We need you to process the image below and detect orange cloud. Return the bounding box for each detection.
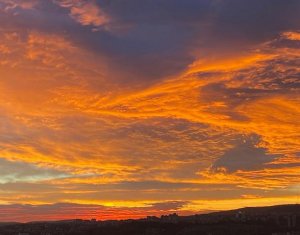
[54,0,109,27]
[0,17,299,218]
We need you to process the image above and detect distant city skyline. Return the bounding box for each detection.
[0,0,299,222]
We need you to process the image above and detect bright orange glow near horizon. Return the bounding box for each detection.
[0,0,299,222]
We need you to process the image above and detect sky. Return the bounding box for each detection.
[0,0,299,222]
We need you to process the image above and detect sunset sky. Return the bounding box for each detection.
[0,0,300,222]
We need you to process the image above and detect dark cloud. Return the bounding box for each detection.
[201,83,274,106]
[212,0,300,41]
[149,201,187,210]
[97,0,212,23]
[0,203,105,222]
[211,137,281,173]
[2,0,300,85]
[0,202,191,222]
[80,0,300,83]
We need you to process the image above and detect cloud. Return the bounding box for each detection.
[0,29,299,189]
[54,0,109,27]
[1,0,300,84]
[0,0,38,12]
[148,201,187,211]
[211,137,281,173]
[0,202,191,222]
[0,158,69,183]
[0,0,299,220]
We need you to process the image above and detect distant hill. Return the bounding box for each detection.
[206,204,300,217]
